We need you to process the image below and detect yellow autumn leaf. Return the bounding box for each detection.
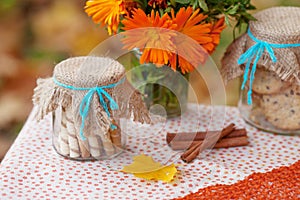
[121,154,177,182]
[133,164,177,182]
[122,154,162,173]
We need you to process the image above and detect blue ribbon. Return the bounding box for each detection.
[53,77,125,140]
[238,28,300,104]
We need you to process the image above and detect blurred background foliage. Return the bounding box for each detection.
[0,0,299,160]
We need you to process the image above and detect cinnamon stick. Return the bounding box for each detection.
[166,128,247,144]
[180,141,203,164]
[215,136,248,148]
[170,136,249,150]
[181,123,235,163]
[181,141,203,161]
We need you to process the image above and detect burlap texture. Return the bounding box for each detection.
[221,7,300,84]
[33,56,150,138]
[54,56,125,88]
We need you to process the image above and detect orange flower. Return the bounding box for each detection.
[122,9,177,66]
[148,0,167,9]
[124,0,139,17]
[169,7,212,73]
[85,0,126,35]
[121,7,225,73]
[202,17,226,54]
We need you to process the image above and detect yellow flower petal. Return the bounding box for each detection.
[85,0,125,35]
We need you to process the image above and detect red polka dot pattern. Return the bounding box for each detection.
[0,104,299,199]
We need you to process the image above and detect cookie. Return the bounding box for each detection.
[260,86,300,130]
[252,91,263,107]
[252,67,290,94]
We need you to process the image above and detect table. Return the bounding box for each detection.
[0,104,299,199]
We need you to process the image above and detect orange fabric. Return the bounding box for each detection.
[173,160,300,199]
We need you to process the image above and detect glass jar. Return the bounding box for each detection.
[52,106,126,160]
[238,67,300,134]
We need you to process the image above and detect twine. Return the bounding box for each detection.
[53,77,125,140]
[238,28,300,104]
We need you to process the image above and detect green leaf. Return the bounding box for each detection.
[175,0,191,4]
[224,15,231,26]
[227,5,239,15]
[170,0,177,7]
[241,12,257,21]
[198,0,208,12]
[247,4,256,10]
[164,7,172,13]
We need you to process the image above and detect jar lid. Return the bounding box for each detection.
[222,6,300,84]
[250,7,300,44]
[53,56,125,88]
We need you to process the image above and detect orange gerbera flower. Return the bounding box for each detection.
[169,7,212,73]
[122,9,177,66]
[202,17,226,54]
[85,0,126,35]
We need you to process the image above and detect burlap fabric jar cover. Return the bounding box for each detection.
[33,56,150,160]
[222,7,300,133]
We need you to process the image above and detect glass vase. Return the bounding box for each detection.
[142,72,189,118]
[118,50,189,118]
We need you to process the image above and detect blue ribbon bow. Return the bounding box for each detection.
[238,28,300,104]
[53,77,125,140]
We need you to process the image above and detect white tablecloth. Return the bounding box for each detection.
[0,104,299,199]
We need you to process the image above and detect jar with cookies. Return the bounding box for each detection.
[33,56,150,160]
[222,7,300,134]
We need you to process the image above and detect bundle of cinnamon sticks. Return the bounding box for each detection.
[166,123,249,163]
